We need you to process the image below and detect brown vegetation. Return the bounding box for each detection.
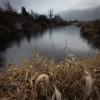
[0,55,100,100]
[80,20,100,49]
[81,20,100,34]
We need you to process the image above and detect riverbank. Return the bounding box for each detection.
[80,20,100,49]
[81,20,100,34]
[0,55,100,100]
[0,9,67,36]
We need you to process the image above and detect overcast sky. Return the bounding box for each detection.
[0,0,100,14]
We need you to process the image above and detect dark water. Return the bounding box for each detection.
[0,26,98,67]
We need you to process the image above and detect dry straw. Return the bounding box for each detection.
[0,55,100,100]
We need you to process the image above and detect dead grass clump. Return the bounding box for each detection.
[0,55,100,100]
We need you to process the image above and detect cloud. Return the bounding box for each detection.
[69,0,100,9]
[0,0,100,13]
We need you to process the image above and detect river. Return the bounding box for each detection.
[0,26,98,67]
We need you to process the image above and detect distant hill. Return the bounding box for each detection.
[60,7,100,21]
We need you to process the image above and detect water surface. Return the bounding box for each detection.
[0,26,98,66]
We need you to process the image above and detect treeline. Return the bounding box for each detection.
[0,1,69,39]
[0,1,67,27]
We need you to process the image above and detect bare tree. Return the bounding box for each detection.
[48,9,53,21]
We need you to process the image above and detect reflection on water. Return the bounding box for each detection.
[0,26,99,67]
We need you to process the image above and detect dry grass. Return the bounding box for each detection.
[0,55,100,100]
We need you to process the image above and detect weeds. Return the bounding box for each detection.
[0,55,100,100]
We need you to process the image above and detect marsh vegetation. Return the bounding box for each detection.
[0,55,100,100]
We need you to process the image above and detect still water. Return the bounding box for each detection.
[0,26,98,66]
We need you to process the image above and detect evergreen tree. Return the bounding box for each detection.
[21,7,29,16]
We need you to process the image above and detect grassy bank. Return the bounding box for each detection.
[81,20,100,34]
[0,55,100,100]
[80,20,100,49]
